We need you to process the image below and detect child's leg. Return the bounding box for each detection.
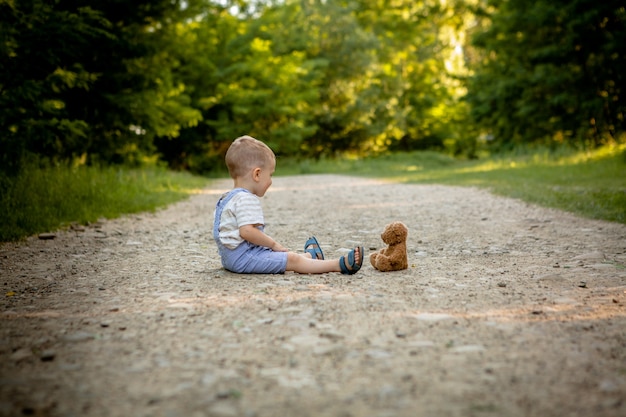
[222,243,288,274]
[286,247,363,274]
[286,253,340,273]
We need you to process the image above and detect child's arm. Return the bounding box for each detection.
[239,224,288,252]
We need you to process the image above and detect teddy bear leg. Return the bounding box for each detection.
[375,255,394,272]
[369,252,378,269]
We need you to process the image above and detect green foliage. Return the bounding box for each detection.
[0,162,209,242]
[0,0,201,174]
[4,0,623,176]
[300,1,382,155]
[206,10,321,155]
[153,0,472,169]
[353,0,466,154]
[0,2,110,171]
[278,144,626,224]
[444,146,626,223]
[153,4,324,171]
[277,150,458,177]
[3,145,621,242]
[465,0,626,147]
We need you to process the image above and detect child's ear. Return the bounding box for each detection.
[252,167,261,180]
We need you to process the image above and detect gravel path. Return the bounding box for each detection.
[1,174,625,417]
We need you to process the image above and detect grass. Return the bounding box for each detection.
[0,164,210,242]
[277,143,626,224]
[2,143,623,242]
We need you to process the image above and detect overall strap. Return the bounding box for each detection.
[213,188,250,245]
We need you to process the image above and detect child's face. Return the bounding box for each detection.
[253,160,275,197]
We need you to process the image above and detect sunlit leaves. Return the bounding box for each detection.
[465,0,625,147]
[0,0,199,173]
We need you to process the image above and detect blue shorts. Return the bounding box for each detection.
[220,241,288,274]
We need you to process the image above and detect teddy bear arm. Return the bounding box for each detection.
[387,246,408,269]
[373,252,396,271]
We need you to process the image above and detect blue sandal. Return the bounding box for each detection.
[340,246,364,275]
[304,236,324,260]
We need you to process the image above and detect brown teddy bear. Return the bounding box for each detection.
[370,221,409,272]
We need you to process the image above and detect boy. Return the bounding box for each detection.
[213,135,364,274]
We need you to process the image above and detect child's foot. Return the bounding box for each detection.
[304,236,324,260]
[340,246,364,274]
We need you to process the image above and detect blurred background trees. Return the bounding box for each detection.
[1,0,624,175]
[465,0,625,149]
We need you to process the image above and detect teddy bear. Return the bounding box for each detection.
[370,221,409,272]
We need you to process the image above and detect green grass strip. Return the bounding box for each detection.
[278,144,626,224]
[0,165,210,242]
[3,144,623,242]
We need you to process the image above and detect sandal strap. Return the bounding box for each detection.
[340,246,363,275]
[304,236,324,260]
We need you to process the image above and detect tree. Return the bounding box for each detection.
[174,0,474,163]
[0,0,201,173]
[0,1,106,172]
[465,0,626,147]
[354,0,467,153]
[1,0,502,174]
[156,1,325,172]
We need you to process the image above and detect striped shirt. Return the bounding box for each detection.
[216,191,264,249]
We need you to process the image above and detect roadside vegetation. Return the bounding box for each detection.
[0,164,209,242]
[2,2,624,240]
[280,143,626,225]
[2,143,623,242]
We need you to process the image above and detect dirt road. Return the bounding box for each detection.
[1,175,625,417]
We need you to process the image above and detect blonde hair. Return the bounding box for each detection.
[225,135,275,179]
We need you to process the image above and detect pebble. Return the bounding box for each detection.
[449,344,485,353]
[588,263,615,269]
[598,379,619,393]
[57,363,82,371]
[167,303,194,310]
[407,340,435,348]
[207,403,239,417]
[289,334,324,347]
[365,349,392,359]
[259,368,316,388]
[61,332,95,343]
[40,350,55,361]
[536,274,565,282]
[319,330,345,341]
[313,345,342,356]
[553,297,577,304]
[571,252,605,261]
[10,348,32,362]
[70,223,86,231]
[411,313,454,321]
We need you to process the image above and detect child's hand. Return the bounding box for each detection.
[271,242,289,252]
